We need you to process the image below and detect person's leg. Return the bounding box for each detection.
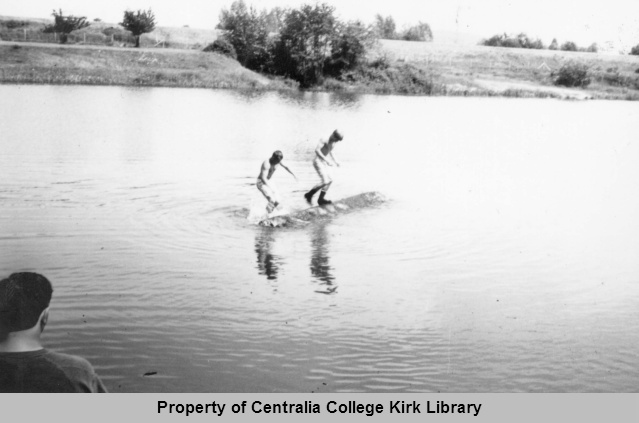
[266,201,279,213]
[258,180,278,213]
[317,181,333,205]
[304,183,324,204]
[305,159,331,204]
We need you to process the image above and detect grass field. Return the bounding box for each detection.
[375,40,639,99]
[1,15,639,99]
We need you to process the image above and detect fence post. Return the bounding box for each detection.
[24,28,27,41]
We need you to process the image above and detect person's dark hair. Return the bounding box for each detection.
[0,273,53,333]
[331,130,343,141]
[271,151,284,161]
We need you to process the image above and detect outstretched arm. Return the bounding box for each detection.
[279,162,297,180]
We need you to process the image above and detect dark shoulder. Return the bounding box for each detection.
[43,350,95,370]
[43,350,107,393]
[0,350,78,393]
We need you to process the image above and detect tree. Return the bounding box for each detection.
[42,9,90,44]
[527,38,545,49]
[560,41,578,51]
[374,14,396,39]
[629,44,639,55]
[273,3,339,86]
[262,7,286,34]
[400,22,433,42]
[119,9,156,48]
[548,38,558,50]
[517,33,544,49]
[326,20,376,75]
[482,34,505,47]
[481,33,543,49]
[217,1,270,69]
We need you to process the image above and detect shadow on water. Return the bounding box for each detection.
[309,222,337,295]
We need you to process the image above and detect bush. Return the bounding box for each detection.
[203,38,238,59]
[501,38,521,48]
[368,55,391,70]
[560,41,578,51]
[601,67,639,88]
[482,35,503,47]
[400,22,433,42]
[630,44,639,56]
[101,26,135,44]
[602,67,624,86]
[525,38,545,49]
[548,38,558,50]
[102,26,128,37]
[480,33,543,49]
[2,19,30,29]
[552,62,591,87]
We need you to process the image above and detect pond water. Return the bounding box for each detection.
[1,85,638,392]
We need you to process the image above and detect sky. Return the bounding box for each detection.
[3,0,639,51]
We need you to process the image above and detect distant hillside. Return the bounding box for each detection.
[430,28,482,46]
[1,15,482,49]
[0,15,220,49]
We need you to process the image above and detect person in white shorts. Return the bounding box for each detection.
[304,130,343,206]
[257,151,296,213]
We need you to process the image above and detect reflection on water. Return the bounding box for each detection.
[254,222,337,295]
[310,223,336,294]
[254,227,281,281]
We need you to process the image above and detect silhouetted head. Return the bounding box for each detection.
[0,272,52,334]
[270,150,284,164]
[329,130,343,142]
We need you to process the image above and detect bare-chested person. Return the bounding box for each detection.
[257,151,296,214]
[304,130,343,206]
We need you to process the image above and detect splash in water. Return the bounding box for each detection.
[246,194,293,225]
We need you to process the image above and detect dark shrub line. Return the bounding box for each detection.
[481,33,598,53]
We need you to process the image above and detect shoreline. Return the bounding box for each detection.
[1,40,638,100]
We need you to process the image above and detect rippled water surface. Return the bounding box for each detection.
[1,85,638,392]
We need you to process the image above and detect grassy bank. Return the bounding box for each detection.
[0,42,294,90]
[1,36,639,100]
[372,40,639,100]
